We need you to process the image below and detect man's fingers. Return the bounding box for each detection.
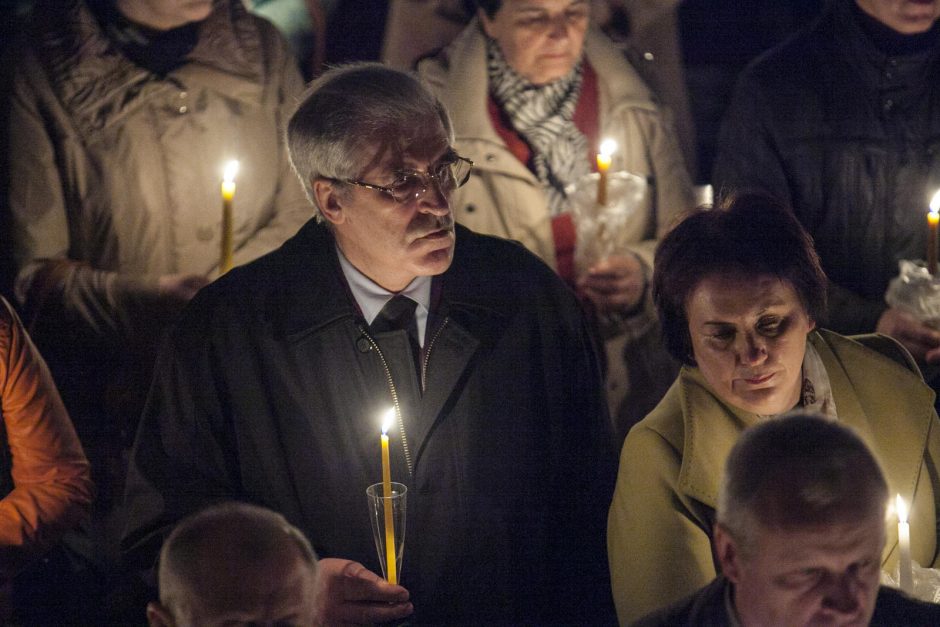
[337,600,414,625]
[339,561,409,603]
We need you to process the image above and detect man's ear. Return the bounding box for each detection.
[714,523,744,584]
[312,179,346,226]
[146,601,175,627]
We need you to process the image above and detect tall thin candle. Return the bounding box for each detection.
[381,409,398,584]
[220,160,239,275]
[928,190,940,275]
[897,495,914,595]
[596,139,617,206]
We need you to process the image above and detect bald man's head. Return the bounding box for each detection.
[147,502,318,627]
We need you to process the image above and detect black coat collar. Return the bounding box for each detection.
[265,220,508,342]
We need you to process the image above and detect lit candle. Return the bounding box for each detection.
[220,160,239,275]
[928,190,940,275]
[596,139,617,207]
[381,408,398,584]
[897,494,914,595]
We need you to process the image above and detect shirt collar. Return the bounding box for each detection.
[336,244,432,324]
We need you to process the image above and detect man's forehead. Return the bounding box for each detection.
[755,516,886,561]
[362,129,451,172]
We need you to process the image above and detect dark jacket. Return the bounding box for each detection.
[122,220,617,625]
[633,575,940,627]
[713,0,940,334]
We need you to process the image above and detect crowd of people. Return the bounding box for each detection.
[2,0,940,625]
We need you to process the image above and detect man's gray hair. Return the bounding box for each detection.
[286,62,455,220]
[716,413,889,558]
[158,501,318,618]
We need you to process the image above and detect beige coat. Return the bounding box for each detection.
[607,330,940,624]
[418,21,694,433]
[7,0,311,338]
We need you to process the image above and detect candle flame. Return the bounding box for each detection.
[599,138,617,157]
[223,160,240,183]
[381,408,395,435]
[897,494,909,523]
[930,189,940,213]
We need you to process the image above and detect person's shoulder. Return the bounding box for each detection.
[737,12,831,89]
[453,225,563,286]
[872,586,940,626]
[625,376,685,451]
[583,29,657,110]
[416,20,480,86]
[817,329,922,380]
[631,577,730,627]
[0,297,15,337]
[238,7,287,49]
[814,329,936,415]
[448,225,583,322]
[225,1,296,77]
[179,219,325,327]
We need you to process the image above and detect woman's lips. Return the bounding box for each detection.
[742,372,774,385]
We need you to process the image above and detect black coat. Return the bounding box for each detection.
[122,220,617,625]
[633,576,940,627]
[713,0,940,333]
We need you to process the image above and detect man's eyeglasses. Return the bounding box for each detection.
[339,155,473,204]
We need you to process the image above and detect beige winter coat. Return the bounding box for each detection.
[418,21,694,432]
[6,0,311,338]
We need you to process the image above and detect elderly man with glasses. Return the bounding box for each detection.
[122,63,617,625]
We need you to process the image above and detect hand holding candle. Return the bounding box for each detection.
[928,190,940,276]
[896,494,914,595]
[381,408,398,585]
[596,139,617,207]
[220,160,239,275]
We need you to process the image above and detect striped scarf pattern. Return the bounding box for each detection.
[487,37,590,216]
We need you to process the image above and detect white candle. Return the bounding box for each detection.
[897,494,914,595]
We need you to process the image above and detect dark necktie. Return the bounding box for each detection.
[371,295,422,382]
[371,295,418,337]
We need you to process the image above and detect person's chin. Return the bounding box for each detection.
[183,1,213,20]
[529,59,577,84]
[804,612,868,627]
[732,388,791,416]
[896,8,940,33]
[412,235,455,274]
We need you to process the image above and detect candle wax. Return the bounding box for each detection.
[928,211,938,276]
[381,433,398,584]
[596,154,611,206]
[220,181,236,274]
[897,495,914,595]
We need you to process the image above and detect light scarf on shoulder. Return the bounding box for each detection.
[801,340,838,419]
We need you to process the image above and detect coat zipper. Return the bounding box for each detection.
[359,325,415,477]
[421,318,448,393]
[359,316,449,477]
